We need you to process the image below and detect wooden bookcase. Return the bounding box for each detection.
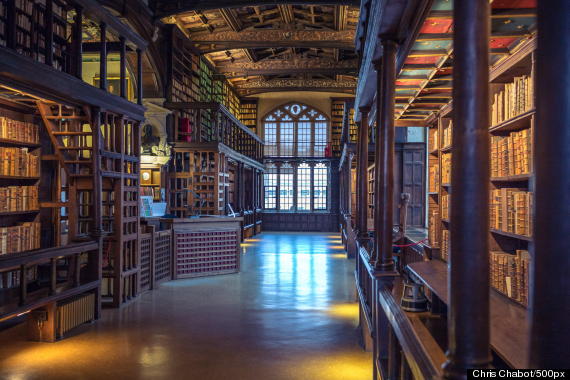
[426,40,535,307]
[239,98,258,134]
[0,87,102,339]
[331,99,345,157]
[99,114,142,307]
[140,165,163,202]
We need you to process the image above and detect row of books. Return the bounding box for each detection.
[490,188,533,237]
[490,250,530,306]
[428,208,439,248]
[441,152,452,184]
[428,164,439,192]
[441,194,449,220]
[0,266,37,289]
[0,116,39,143]
[0,221,41,255]
[442,123,452,148]
[441,229,449,261]
[491,75,533,126]
[0,147,40,177]
[430,128,439,152]
[0,185,38,213]
[491,129,532,177]
[16,0,34,15]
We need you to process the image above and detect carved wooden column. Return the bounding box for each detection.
[374,39,397,271]
[72,6,83,79]
[137,49,143,105]
[372,60,382,264]
[356,106,370,239]
[99,23,107,91]
[90,106,103,319]
[530,0,570,368]
[443,1,492,378]
[119,37,127,98]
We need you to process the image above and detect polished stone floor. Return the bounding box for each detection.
[0,232,371,380]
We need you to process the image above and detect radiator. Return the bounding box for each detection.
[57,292,95,338]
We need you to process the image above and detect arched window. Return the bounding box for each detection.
[263,103,329,157]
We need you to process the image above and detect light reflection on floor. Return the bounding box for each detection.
[0,232,371,380]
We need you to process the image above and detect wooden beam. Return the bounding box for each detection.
[218,57,358,77]
[219,8,243,31]
[278,5,295,24]
[189,29,355,50]
[156,1,360,17]
[235,78,356,91]
[334,5,348,31]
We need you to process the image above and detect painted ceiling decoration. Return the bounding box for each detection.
[162,3,360,95]
[395,0,537,121]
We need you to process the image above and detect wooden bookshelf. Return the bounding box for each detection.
[140,166,163,202]
[331,98,345,157]
[240,98,258,134]
[426,41,536,308]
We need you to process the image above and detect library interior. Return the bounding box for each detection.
[0,0,567,378]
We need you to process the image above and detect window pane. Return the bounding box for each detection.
[297,163,311,211]
[298,116,311,157]
[313,163,328,210]
[314,117,327,157]
[279,164,294,210]
[280,116,294,157]
[264,119,277,156]
[264,164,278,209]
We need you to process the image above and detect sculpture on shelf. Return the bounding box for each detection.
[142,124,161,155]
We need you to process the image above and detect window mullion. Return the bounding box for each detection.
[293,162,298,211]
[310,163,315,211]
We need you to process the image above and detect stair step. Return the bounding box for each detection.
[53,132,92,136]
[59,147,93,150]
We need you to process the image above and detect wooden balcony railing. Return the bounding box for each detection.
[0,0,147,105]
[0,241,100,320]
[166,101,264,162]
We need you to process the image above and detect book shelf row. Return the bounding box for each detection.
[0,116,39,144]
[0,185,38,213]
[491,75,533,126]
[491,129,532,177]
[0,221,40,255]
[426,44,536,309]
[0,147,40,177]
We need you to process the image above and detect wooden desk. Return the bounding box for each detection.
[407,260,529,368]
[162,217,243,279]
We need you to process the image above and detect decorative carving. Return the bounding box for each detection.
[218,57,358,76]
[236,78,357,90]
[142,99,172,166]
[191,29,355,43]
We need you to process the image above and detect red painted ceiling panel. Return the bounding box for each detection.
[420,18,453,34]
[396,79,424,86]
[490,37,518,49]
[492,0,536,9]
[405,56,441,65]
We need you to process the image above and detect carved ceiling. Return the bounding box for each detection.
[163,4,359,95]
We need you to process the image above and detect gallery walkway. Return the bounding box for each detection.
[0,232,371,380]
